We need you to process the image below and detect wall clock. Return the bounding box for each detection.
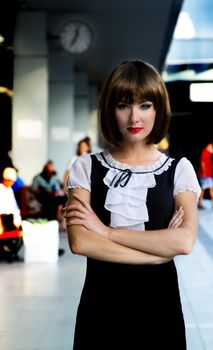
[60,20,93,54]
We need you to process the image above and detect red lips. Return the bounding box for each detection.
[127,127,143,133]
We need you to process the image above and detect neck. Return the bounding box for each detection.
[110,142,161,166]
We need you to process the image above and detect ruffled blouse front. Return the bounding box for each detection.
[67,149,201,230]
[95,151,173,230]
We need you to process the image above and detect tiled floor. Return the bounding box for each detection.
[175,199,213,350]
[0,199,212,350]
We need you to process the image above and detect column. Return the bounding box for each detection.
[48,52,75,181]
[12,11,48,184]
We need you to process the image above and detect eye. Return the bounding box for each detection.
[116,103,129,110]
[140,103,153,110]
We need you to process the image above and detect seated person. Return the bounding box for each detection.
[0,167,23,262]
[31,160,67,221]
[12,168,25,208]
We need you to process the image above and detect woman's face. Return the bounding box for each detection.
[114,101,156,145]
[79,141,90,155]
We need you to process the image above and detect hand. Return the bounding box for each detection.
[55,190,66,197]
[168,207,184,228]
[64,194,108,236]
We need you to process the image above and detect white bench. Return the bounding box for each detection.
[22,220,59,263]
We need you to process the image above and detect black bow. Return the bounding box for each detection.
[110,169,132,188]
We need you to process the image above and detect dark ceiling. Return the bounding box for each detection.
[0,0,184,87]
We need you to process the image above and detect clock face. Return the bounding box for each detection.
[60,21,93,54]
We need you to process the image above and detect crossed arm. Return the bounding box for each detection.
[65,187,198,265]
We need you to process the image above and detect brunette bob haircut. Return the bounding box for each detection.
[98,60,171,148]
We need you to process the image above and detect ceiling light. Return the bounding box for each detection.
[0,34,5,43]
[190,83,213,102]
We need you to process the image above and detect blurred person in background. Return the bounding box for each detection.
[12,167,25,208]
[31,160,66,221]
[63,136,92,192]
[0,151,25,208]
[197,142,213,208]
[156,136,170,155]
[0,167,23,262]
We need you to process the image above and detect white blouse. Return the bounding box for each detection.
[0,184,19,214]
[67,149,201,230]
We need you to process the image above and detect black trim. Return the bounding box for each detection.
[100,152,173,188]
[100,152,172,174]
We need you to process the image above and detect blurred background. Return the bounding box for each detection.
[1,0,212,185]
[0,1,213,350]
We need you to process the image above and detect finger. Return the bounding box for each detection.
[66,203,84,210]
[170,215,184,228]
[171,208,184,221]
[169,215,182,227]
[173,216,183,225]
[67,211,86,219]
[168,209,184,228]
[174,207,183,215]
[66,204,87,214]
[173,211,184,223]
[66,218,89,229]
[68,204,87,213]
[66,218,84,226]
[173,207,183,216]
[169,214,179,226]
[172,218,183,228]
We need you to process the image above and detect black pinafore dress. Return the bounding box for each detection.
[73,154,186,350]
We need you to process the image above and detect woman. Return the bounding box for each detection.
[65,60,201,349]
[63,137,91,192]
[0,167,23,262]
[197,142,213,208]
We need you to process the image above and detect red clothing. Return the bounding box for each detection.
[198,147,213,178]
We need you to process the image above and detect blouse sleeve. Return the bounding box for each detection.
[174,157,201,200]
[67,153,91,193]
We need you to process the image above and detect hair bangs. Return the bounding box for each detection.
[111,66,157,105]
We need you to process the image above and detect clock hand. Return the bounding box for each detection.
[70,28,80,47]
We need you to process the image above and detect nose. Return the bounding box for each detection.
[129,105,140,124]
